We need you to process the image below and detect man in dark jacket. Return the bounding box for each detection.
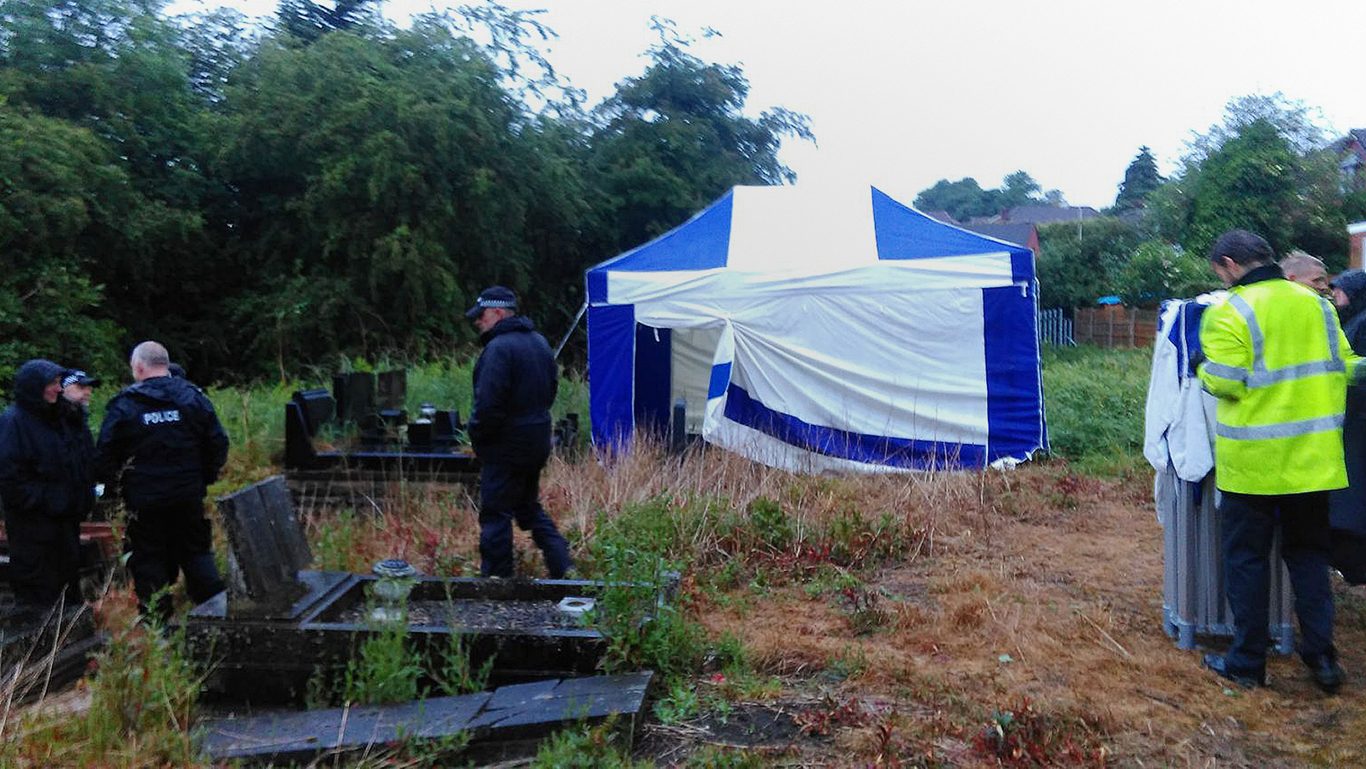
[1330,269,1366,582]
[0,359,96,613]
[466,286,572,579]
[96,341,229,618]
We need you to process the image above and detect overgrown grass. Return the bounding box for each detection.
[1041,344,1150,474]
[1,588,207,768]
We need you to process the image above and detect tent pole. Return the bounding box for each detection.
[554,302,589,360]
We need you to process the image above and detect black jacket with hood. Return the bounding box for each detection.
[96,374,229,510]
[469,315,558,465]
[0,359,96,521]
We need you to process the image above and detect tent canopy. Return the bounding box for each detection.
[585,184,1047,472]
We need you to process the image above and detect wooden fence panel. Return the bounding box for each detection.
[1073,306,1159,348]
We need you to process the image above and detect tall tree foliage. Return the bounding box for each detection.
[0,108,126,385]
[1035,218,1146,308]
[0,3,812,381]
[913,170,1063,222]
[1114,146,1162,210]
[589,19,812,251]
[0,0,227,371]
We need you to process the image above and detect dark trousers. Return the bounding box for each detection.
[478,461,572,579]
[3,511,80,611]
[124,499,226,619]
[1221,490,1336,676]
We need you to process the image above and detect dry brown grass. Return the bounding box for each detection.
[12,440,1366,767]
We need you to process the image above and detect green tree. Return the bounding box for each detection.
[0,108,126,386]
[1035,218,1144,308]
[589,19,812,251]
[1184,119,1299,257]
[913,177,995,221]
[914,171,1058,222]
[0,0,228,371]
[215,19,590,371]
[1114,146,1162,210]
[1116,241,1219,306]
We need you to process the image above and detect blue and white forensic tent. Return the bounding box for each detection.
[585,184,1048,472]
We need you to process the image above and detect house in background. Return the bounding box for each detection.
[975,205,1101,226]
[924,210,1040,254]
[1350,220,1366,269]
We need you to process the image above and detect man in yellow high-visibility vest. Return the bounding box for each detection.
[1198,229,1353,692]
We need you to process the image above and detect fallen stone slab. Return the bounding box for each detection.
[198,670,654,765]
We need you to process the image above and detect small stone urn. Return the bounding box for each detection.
[370,558,418,622]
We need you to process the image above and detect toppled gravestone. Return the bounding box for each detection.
[217,475,316,618]
[198,671,654,765]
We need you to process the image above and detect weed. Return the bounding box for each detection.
[342,613,424,705]
[972,697,1106,767]
[529,722,649,768]
[431,632,495,697]
[654,679,701,725]
[746,495,793,551]
[822,644,870,682]
[795,693,869,736]
[312,508,362,571]
[2,596,205,767]
[837,584,892,635]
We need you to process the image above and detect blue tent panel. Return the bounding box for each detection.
[586,191,735,303]
[723,384,988,469]
[870,188,1033,282]
[588,304,635,447]
[983,284,1048,462]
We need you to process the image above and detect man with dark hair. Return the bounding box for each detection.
[96,341,229,619]
[1198,229,1355,692]
[0,360,96,614]
[465,286,573,579]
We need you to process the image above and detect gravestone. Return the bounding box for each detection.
[217,476,319,618]
[376,369,406,411]
[198,671,654,765]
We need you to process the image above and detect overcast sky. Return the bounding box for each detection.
[175,0,1365,209]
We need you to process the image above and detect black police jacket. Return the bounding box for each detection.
[469,315,558,465]
[96,374,229,510]
[0,360,96,520]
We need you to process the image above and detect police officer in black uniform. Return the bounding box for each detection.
[96,341,228,618]
[0,359,96,614]
[466,287,573,578]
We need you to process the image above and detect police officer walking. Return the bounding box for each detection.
[465,287,573,579]
[1198,230,1354,692]
[96,341,229,619]
[0,360,96,615]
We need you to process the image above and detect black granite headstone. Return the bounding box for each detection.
[376,369,406,411]
[216,476,313,618]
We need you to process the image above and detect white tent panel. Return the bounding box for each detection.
[725,185,879,272]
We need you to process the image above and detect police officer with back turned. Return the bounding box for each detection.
[97,341,228,619]
[465,286,573,579]
[1198,230,1355,693]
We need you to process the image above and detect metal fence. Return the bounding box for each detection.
[1037,307,1075,347]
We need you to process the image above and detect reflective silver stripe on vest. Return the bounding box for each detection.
[1322,297,1342,364]
[1202,361,1249,383]
[1246,359,1345,387]
[1213,290,1345,388]
[1226,294,1265,372]
[1215,414,1344,440]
